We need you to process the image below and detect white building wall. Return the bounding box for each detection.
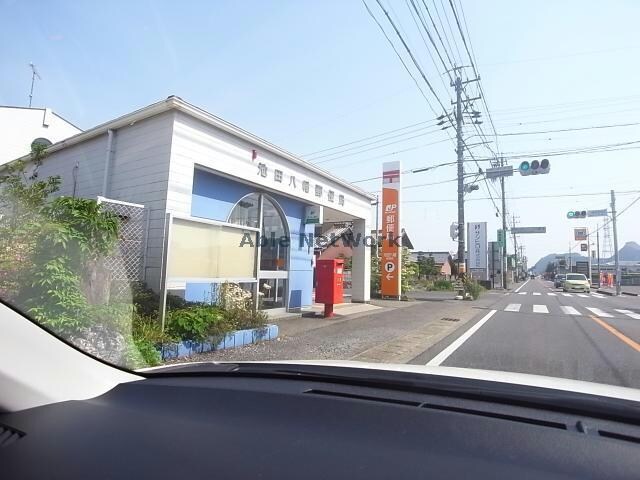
[28,112,175,291]
[167,111,372,220]
[0,107,81,165]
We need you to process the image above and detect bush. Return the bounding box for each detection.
[166,305,232,341]
[465,280,485,300]
[131,282,187,317]
[432,279,454,291]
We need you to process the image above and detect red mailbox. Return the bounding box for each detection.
[315,258,344,317]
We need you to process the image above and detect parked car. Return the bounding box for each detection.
[563,273,591,293]
[553,274,566,289]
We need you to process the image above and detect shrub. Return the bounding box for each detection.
[166,305,232,341]
[432,279,454,291]
[464,280,485,300]
[131,282,187,318]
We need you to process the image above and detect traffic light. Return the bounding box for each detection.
[567,210,587,219]
[450,223,459,241]
[519,158,550,176]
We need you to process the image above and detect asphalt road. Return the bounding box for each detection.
[413,278,640,388]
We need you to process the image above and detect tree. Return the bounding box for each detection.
[417,256,440,278]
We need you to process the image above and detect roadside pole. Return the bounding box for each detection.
[611,190,621,295]
[455,76,464,279]
[500,159,508,289]
[596,225,601,287]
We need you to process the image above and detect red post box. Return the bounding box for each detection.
[315,258,344,318]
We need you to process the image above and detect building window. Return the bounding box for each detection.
[260,197,288,271]
[228,193,261,228]
[328,190,335,202]
[274,169,283,183]
[302,181,310,193]
[338,194,345,206]
[315,185,323,197]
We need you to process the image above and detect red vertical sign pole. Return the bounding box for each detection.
[381,161,402,299]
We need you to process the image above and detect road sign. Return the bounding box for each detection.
[580,243,588,252]
[587,209,608,217]
[574,228,588,241]
[511,226,546,234]
[575,261,589,276]
[497,229,505,247]
[381,161,401,298]
[485,165,513,179]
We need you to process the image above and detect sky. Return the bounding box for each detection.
[2,0,640,267]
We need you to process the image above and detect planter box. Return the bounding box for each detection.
[159,324,278,361]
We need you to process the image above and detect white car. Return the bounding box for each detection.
[563,273,591,293]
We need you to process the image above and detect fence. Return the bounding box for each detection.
[97,196,147,300]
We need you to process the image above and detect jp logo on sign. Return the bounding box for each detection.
[384,261,396,273]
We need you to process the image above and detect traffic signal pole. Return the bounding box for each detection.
[500,165,508,288]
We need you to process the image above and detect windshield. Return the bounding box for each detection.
[566,274,587,281]
[2,1,640,392]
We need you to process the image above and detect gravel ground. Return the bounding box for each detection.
[163,291,500,365]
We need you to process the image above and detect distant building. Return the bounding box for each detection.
[410,251,454,276]
[0,106,82,165]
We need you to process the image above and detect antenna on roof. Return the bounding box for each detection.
[28,62,41,108]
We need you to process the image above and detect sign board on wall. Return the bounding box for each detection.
[574,228,588,241]
[467,222,488,273]
[381,161,402,298]
[304,205,323,224]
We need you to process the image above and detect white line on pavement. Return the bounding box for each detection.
[616,309,640,320]
[426,310,497,366]
[505,304,521,312]
[518,292,527,295]
[514,279,530,293]
[586,307,613,318]
[591,293,604,298]
[562,293,572,297]
[533,292,542,296]
[533,304,549,313]
[577,294,589,298]
[547,292,557,296]
[561,306,581,315]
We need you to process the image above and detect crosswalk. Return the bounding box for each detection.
[510,292,605,298]
[500,303,640,319]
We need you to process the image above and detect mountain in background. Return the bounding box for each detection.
[531,241,640,274]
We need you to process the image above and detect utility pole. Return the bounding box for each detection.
[500,158,508,289]
[455,76,465,278]
[511,214,519,280]
[611,190,621,295]
[596,225,601,287]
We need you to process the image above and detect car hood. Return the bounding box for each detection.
[140,359,640,403]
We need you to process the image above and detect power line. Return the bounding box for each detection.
[402,189,640,203]
[302,119,438,157]
[497,120,640,137]
[361,0,438,115]
[435,0,463,65]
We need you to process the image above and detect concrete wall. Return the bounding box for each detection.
[0,107,81,165]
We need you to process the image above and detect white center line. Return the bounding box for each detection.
[561,306,581,315]
[505,304,521,312]
[615,309,640,320]
[426,310,498,366]
[518,292,527,295]
[533,292,542,296]
[547,292,557,296]
[514,279,530,293]
[585,307,613,318]
[562,293,572,297]
[533,304,549,313]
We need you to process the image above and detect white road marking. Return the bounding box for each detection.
[518,292,527,295]
[533,304,549,313]
[426,310,498,366]
[547,292,557,296]
[561,306,581,315]
[615,309,640,320]
[505,304,521,312]
[585,307,613,318]
[577,294,589,298]
[533,292,542,296]
[562,293,572,297]
[514,279,530,293]
[591,293,604,298]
